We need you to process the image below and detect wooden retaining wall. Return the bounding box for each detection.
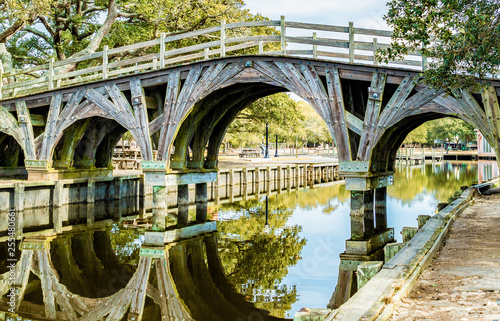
[326,181,491,321]
[0,163,340,239]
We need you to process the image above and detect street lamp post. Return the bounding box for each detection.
[274,134,279,157]
[264,122,269,158]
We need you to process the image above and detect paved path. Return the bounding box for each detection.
[391,193,500,320]
[217,154,337,168]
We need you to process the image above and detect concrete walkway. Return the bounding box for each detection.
[217,154,337,168]
[391,193,500,320]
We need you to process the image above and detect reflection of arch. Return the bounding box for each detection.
[2,229,287,320]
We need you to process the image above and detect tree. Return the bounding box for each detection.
[225,96,333,149]
[404,122,429,146]
[225,93,305,148]
[0,0,270,74]
[217,196,307,318]
[380,0,500,91]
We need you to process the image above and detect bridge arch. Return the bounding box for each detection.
[49,115,126,170]
[159,58,349,169]
[367,88,500,172]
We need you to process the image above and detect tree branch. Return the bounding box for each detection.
[39,16,55,37]
[0,20,26,43]
[23,26,54,46]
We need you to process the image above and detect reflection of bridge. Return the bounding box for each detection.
[0,224,286,321]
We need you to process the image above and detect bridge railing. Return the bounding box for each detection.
[0,16,425,100]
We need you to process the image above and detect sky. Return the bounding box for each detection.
[242,0,391,30]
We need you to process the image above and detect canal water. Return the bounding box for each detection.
[1,161,497,320]
[214,161,494,318]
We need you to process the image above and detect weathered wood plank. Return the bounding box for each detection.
[130,78,154,161]
[157,69,182,161]
[37,251,57,319]
[15,101,36,160]
[286,21,349,33]
[345,111,363,136]
[326,66,351,161]
[13,250,33,309]
[40,93,63,160]
[127,257,152,321]
[356,72,387,160]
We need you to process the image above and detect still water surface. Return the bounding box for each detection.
[2,161,496,320]
[215,161,488,318]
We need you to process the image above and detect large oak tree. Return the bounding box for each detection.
[380,0,500,90]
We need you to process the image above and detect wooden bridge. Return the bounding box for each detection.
[0,19,499,311]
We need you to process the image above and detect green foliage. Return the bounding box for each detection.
[389,162,477,203]
[1,0,278,69]
[404,117,476,145]
[404,122,429,145]
[108,224,143,266]
[217,196,306,318]
[380,0,500,90]
[225,95,332,148]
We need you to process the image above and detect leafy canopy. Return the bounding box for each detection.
[380,0,500,90]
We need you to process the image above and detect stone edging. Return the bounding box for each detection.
[325,179,499,321]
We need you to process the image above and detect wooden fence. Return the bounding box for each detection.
[0,16,426,99]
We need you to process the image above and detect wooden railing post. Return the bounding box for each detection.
[204,48,209,60]
[153,57,158,69]
[220,19,226,57]
[259,41,264,54]
[421,41,427,71]
[0,61,3,100]
[280,15,286,55]
[373,38,378,66]
[349,22,354,63]
[48,58,54,90]
[160,33,166,68]
[313,32,317,58]
[102,45,109,79]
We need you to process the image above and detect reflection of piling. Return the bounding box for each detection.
[331,187,394,308]
[177,185,189,227]
[195,183,208,222]
[152,186,167,231]
[375,187,387,231]
[14,183,25,239]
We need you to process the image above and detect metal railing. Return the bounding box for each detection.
[0,16,426,100]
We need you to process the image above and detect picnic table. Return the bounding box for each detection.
[239,148,260,158]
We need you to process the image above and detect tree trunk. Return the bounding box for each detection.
[0,43,13,85]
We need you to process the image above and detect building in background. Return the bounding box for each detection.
[476,130,496,160]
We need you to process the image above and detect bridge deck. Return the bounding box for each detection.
[0,18,426,101]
